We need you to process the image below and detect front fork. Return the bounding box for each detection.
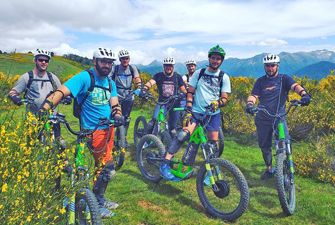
[202,143,223,186]
[276,140,295,184]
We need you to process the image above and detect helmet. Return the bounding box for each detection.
[208,45,225,59]
[185,60,197,66]
[263,53,280,64]
[118,49,130,58]
[34,49,52,59]
[93,48,116,60]
[163,57,175,65]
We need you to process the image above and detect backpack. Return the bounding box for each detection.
[73,69,112,118]
[24,70,58,98]
[196,68,224,94]
[111,65,136,90]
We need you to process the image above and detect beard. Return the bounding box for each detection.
[96,63,112,76]
[266,68,278,77]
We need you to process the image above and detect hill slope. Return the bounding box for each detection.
[0,53,84,81]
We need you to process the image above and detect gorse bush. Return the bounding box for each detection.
[0,96,76,224]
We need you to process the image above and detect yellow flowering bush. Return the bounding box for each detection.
[0,111,73,224]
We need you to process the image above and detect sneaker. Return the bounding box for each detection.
[260,169,275,180]
[160,163,176,181]
[104,200,119,210]
[203,172,211,186]
[99,206,115,218]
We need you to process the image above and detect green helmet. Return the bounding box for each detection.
[208,45,226,59]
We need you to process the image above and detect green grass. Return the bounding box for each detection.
[5,105,335,225]
[0,53,84,80]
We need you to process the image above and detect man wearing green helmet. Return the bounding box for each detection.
[160,45,231,181]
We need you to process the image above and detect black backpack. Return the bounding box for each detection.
[73,69,112,118]
[24,71,58,98]
[196,68,224,94]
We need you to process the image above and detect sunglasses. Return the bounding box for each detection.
[265,64,277,67]
[37,58,49,63]
[99,59,114,65]
[120,57,130,60]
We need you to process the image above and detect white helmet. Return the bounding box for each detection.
[185,59,197,66]
[118,49,130,58]
[263,53,280,64]
[34,49,52,59]
[93,48,116,60]
[163,57,175,65]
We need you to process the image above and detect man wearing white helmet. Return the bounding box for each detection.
[41,47,123,218]
[111,49,142,146]
[183,59,197,86]
[8,49,63,112]
[245,53,311,180]
[140,57,187,135]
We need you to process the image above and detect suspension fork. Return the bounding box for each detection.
[202,143,223,185]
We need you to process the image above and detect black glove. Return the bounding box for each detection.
[62,96,72,105]
[114,116,125,127]
[300,94,311,106]
[9,95,23,106]
[139,88,148,98]
[245,103,256,115]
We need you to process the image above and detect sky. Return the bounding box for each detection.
[1,0,335,65]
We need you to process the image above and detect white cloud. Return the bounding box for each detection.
[1,0,335,64]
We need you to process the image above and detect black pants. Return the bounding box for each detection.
[255,117,290,167]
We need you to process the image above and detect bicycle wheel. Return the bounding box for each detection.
[275,152,296,215]
[134,116,147,148]
[114,125,126,171]
[217,128,224,157]
[136,134,165,183]
[75,188,102,225]
[196,158,249,221]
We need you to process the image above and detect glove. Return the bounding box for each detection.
[245,103,256,115]
[182,107,193,127]
[62,96,72,105]
[134,89,141,97]
[139,88,148,98]
[300,94,311,106]
[9,95,23,106]
[209,101,219,113]
[114,116,125,127]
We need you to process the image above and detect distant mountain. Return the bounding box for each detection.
[138,50,335,79]
[294,61,335,80]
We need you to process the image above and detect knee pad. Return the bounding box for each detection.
[177,130,190,142]
[101,163,116,182]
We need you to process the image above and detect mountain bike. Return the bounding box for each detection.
[134,93,225,157]
[136,107,249,221]
[43,113,124,225]
[251,100,303,215]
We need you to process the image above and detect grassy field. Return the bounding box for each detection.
[30,105,334,225]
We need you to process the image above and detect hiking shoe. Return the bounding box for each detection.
[260,169,275,180]
[203,172,211,186]
[104,200,119,210]
[99,206,115,218]
[160,163,176,180]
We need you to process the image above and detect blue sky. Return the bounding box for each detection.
[1,0,335,64]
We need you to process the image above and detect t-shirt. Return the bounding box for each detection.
[111,64,139,101]
[251,74,295,122]
[65,68,117,130]
[189,68,231,115]
[152,72,185,102]
[12,71,61,112]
